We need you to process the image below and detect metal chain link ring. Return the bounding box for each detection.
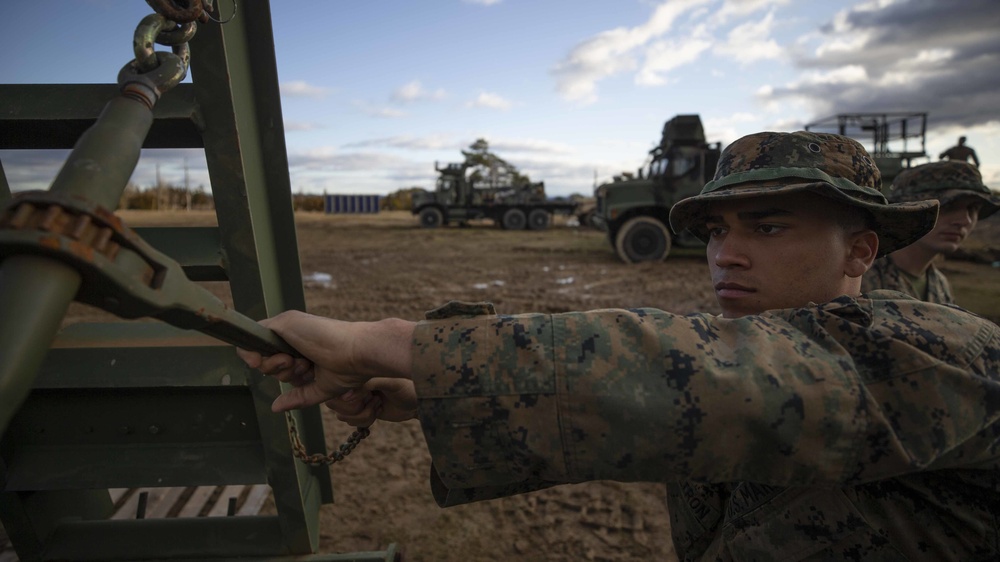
[145,0,205,23]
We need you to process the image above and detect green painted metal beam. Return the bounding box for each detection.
[0,84,203,150]
[0,162,10,201]
[186,1,334,551]
[0,94,155,438]
[44,516,398,561]
[0,486,116,561]
[37,323,247,388]
[133,227,228,281]
[3,387,266,490]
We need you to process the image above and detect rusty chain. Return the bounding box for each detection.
[286,412,371,465]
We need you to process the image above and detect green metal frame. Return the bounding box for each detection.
[0,2,390,560]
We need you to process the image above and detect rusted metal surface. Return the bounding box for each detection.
[146,0,208,24]
[0,191,298,357]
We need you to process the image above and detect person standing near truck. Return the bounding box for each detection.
[240,132,1000,561]
[862,160,999,303]
[939,136,980,167]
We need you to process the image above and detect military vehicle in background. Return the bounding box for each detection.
[412,161,578,230]
[804,112,929,188]
[593,114,721,263]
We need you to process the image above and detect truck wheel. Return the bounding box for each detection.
[502,208,527,230]
[527,209,551,230]
[615,216,671,263]
[419,207,444,228]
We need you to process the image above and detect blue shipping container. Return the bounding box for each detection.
[325,194,381,214]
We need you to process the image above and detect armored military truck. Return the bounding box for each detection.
[594,114,721,263]
[412,162,578,230]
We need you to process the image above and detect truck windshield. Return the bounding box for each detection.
[649,154,697,178]
[648,156,670,178]
[437,177,455,192]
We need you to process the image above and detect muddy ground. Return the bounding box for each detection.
[66,209,999,561]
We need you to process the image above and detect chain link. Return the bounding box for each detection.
[145,0,207,24]
[286,412,371,465]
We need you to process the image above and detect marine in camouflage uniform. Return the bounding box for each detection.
[240,132,1000,562]
[861,160,999,304]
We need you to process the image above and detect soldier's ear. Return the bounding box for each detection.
[845,229,878,278]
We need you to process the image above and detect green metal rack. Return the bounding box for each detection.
[0,2,395,560]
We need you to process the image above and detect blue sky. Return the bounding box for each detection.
[3,0,998,198]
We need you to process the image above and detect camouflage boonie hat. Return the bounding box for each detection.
[888,161,999,219]
[668,131,939,256]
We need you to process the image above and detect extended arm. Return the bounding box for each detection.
[412,300,1000,503]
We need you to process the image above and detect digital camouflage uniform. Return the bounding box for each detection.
[862,161,1000,304]
[861,257,954,304]
[408,133,1000,561]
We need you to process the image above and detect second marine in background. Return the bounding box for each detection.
[862,160,999,303]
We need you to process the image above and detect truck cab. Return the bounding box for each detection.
[595,114,721,263]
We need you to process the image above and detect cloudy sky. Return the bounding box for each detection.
[2,0,998,198]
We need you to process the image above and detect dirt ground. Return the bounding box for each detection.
[64,209,1000,561]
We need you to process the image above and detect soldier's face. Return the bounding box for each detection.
[912,195,981,255]
[704,193,864,318]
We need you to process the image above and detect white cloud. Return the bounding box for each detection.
[636,36,712,85]
[480,138,575,155]
[343,135,459,151]
[550,0,712,103]
[284,121,321,132]
[280,80,331,98]
[352,101,407,118]
[466,92,512,110]
[713,11,783,64]
[710,0,791,25]
[391,80,447,103]
[461,0,501,5]
[793,65,869,87]
[288,147,413,172]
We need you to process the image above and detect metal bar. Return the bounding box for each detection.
[187,1,332,553]
[0,84,202,150]
[0,94,154,438]
[37,323,249,389]
[46,516,398,561]
[0,486,115,561]
[0,161,10,201]
[0,256,81,438]
[45,516,290,559]
[3,387,266,490]
[133,226,228,281]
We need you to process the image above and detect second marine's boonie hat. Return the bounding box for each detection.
[888,161,1000,219]
[668,131,939,256]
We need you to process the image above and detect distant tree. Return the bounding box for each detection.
[292,192,324,212]
[460,138,530,187]
[381,187,425,211]
[119,182,214,210]
[190,185,213,210]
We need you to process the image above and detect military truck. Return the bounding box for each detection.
[594,114,721,263]
[804,112,928,188]
[412,161,578,230]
